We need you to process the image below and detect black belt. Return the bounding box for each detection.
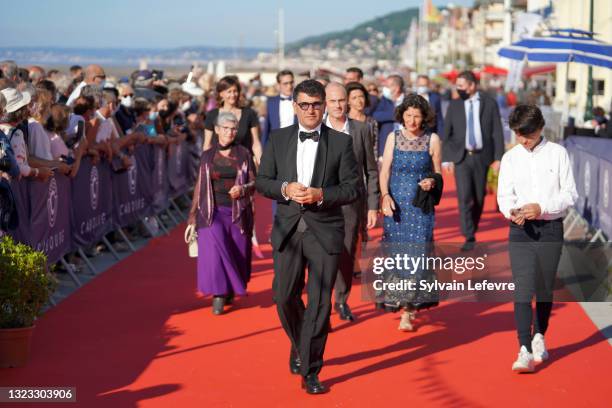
[466,149,483,155]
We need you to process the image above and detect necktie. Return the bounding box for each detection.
[468,100,476,150]
[299,130,320,142]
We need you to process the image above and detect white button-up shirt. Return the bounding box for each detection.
[279,95,294,128]
[497,137,578,220]
[325,116,349,135]
[464,92,483,150]
[296,123,321,188]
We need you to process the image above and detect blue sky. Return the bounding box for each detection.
[1,0,473,48]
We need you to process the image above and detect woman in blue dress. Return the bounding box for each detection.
[379,94,442,331]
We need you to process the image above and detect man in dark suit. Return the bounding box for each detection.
[325,82,379,322]
[441,70,504,251]
[416,74,444,135]
[262,69,296,146]
[372,74,405,158]
[256,79,359,394]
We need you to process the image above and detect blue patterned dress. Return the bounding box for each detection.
[380,130,438,310]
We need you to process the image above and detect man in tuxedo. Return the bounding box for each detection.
[325,82,379,322]
[415,74,444,135]
[262,69,296,146]
[256,80,359,394]
[441,71,504,251]
[344,66,379,115]
[372,74,405,157]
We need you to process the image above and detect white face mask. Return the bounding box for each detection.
[121,96,133,108]
[382,86,392,99]
[416,86,429,95]
[181,100,192,112]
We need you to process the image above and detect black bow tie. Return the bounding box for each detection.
[280,96,292,101]
[299,130,320,142]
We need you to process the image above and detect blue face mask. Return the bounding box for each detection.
[143,123,157,137]
[149,111,158,121]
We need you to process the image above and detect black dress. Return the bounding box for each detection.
[204,108,259,153]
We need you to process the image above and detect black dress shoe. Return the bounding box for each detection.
[289,348,301,375]
[460,239,476,252]
[212,296,225,315]
[334,302,355,321]
[301,374,328,394]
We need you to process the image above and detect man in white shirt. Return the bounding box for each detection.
[497,104,577,373]
[263,70,296,146]
[66,64,106,106]
[256,79,359,394]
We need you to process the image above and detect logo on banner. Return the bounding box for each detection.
[584,161,591,196]
[128,164,138,195]
[90,165,99,210]
[176,143,182,172]
[604,169,609,209]
[47,177,58,228]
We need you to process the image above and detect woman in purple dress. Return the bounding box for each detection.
[188,111,255,315]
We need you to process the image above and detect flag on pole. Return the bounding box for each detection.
[423,0,442,24]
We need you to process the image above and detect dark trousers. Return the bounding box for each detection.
[454,151,488,240]
[335,204,361,304]
[273,229,338,376]
[509,219,563,351]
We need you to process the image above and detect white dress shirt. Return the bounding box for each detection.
[325,116,349,135]
[296,123,322,188]
[497,137,578,221]
[279,95,294,128]
[464,92,483,150]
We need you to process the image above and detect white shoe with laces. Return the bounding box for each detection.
[512,346,535,373]
[531,333,549,363]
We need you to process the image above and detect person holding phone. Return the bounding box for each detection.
[497,105,577,373]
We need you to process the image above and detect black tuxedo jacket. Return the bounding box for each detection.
[255,123,360,254]
[346,118,379,212]
[441,91,505,166]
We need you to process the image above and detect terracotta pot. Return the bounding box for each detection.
[0,326,35,368]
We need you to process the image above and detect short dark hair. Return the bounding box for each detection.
[36,79,56,95]
[345,81,370,108]
[276,69,294,83]
[388,74,404,91]
[509,104,545,135]
[458,70,478,85]
[394,93,435,129]
[133,97,151,117]
[346,67,364,79]
[70,65,82,72]
[293,79,325,101]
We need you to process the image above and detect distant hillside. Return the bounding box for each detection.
[287,7,419,58]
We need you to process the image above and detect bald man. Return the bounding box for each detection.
[325,82,380,321]
[66,64,106,106]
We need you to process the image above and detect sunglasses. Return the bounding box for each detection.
[296,101,323,111]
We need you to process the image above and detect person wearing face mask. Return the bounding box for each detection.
[203,76,262,165]
[415,75,444,135]
[441,70,504,252]
[372,74,406,158]
[66,64,106,106]
[115,84,137,134]
[497,105,577,373]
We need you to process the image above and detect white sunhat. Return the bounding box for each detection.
[182,81,204,97]
[1,88,31,113]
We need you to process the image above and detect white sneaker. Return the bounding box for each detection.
[512,346,535,373]
[531,333,549,363]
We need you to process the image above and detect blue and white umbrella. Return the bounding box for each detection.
[498,28,612,69]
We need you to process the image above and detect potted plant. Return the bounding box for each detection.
[0,235,56,368]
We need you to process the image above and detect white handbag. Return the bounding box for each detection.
[184,224,198,258]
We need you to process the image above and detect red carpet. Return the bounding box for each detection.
[1,176,610,407]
